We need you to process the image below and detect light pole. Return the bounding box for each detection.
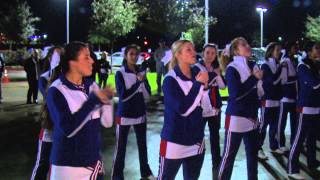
[66,0,69,44]
[205,0,209,44]
[256,7,267,48]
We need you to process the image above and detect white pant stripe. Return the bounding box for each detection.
[111,125,120,178]
[158,157,165,180]
[259,107,265,132]
[218,130,232,179]
[31,140,43,180]
[288,113,303,174]
[277,102,284,147]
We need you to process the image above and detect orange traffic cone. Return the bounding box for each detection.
[2,69,9,83]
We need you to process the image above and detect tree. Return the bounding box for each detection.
[139,0,217,46]
[17,1,40,43]
[0,1,40,44]
[305,15,320,42]
[89,0,140,51]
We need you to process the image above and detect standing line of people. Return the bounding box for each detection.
[29,39,320,180]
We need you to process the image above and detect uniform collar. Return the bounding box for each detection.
[60,75,92,94]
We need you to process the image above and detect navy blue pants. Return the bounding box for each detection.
[218,129,259,180]
[158,153,205,180]
[99,73,108,88]
[259,107,280,150]
[31,140,52,180]
[277,102,297,148]
[112,123,152,180]
[205,115,221,168]
[288,113,320,174]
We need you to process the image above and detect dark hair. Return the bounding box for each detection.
[61,41,88,73]
[284,41,298,57]
[304,40,317,53]
[42,46,63,73]
[265,42,281,60]
[39,65,62,130]
[202,43,219,67]
[122,44,141,66]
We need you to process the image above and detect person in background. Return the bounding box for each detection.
[287,41,320,180]
[0,54,5,104]
[193,43,226,179]
[276,41,299,153]
[98,52,111,88]
[218,37,262,180]
[154,40,167,95]
[89,45,99,80]
[24,49,41,104]
[258,42,285,160]
[112,44,155,180]
[31,46,62,180]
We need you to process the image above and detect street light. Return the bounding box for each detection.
[256,7,267,48]
[205,0,209,44]
[66,0,69,44]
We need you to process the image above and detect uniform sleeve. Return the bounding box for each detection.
[226,67,258,100]
[142,78,151,96]
[163,76,204,116]
[100,103,113,128]
[38,77,48,97]
[47,87,102,138]
[261,64,277,90]
[298,65,320,90]
[115,71,142,101]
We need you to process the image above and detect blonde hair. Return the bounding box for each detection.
[169,40,193,70]
[219,37,247,71]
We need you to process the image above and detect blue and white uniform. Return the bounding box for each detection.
[47,76,113,180]
[157,65,206,180]
[112,65,153,180]
[288,57,320,174]
[218,56,260,180]
[277,56,298,149]
[259,58,283,151]
[194,61,226,170]
[31,70,53,180]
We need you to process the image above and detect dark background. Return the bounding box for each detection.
[0,0,320,50]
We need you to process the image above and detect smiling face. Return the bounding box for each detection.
[176,42,196,65]
[69,47,94,77]
[203,46,217,64]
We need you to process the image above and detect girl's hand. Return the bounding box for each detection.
[137,74,145,81]
[95,86,115,104]
[213,68,221,75]
[196,71,209,85]
[253,69,263,80]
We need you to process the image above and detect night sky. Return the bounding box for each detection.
[1,0,320,50]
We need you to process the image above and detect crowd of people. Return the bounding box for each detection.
[25,37,320,180]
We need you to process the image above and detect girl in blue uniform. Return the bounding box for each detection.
[157,40,209,180]
[287,41,320,180]
[258,42,285,160]
[218,37,263,180]
[277,42,299,152]
[31,46,62,180]
[112,44,155,180]
[47,42,114,180]
[193,43,226,179]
